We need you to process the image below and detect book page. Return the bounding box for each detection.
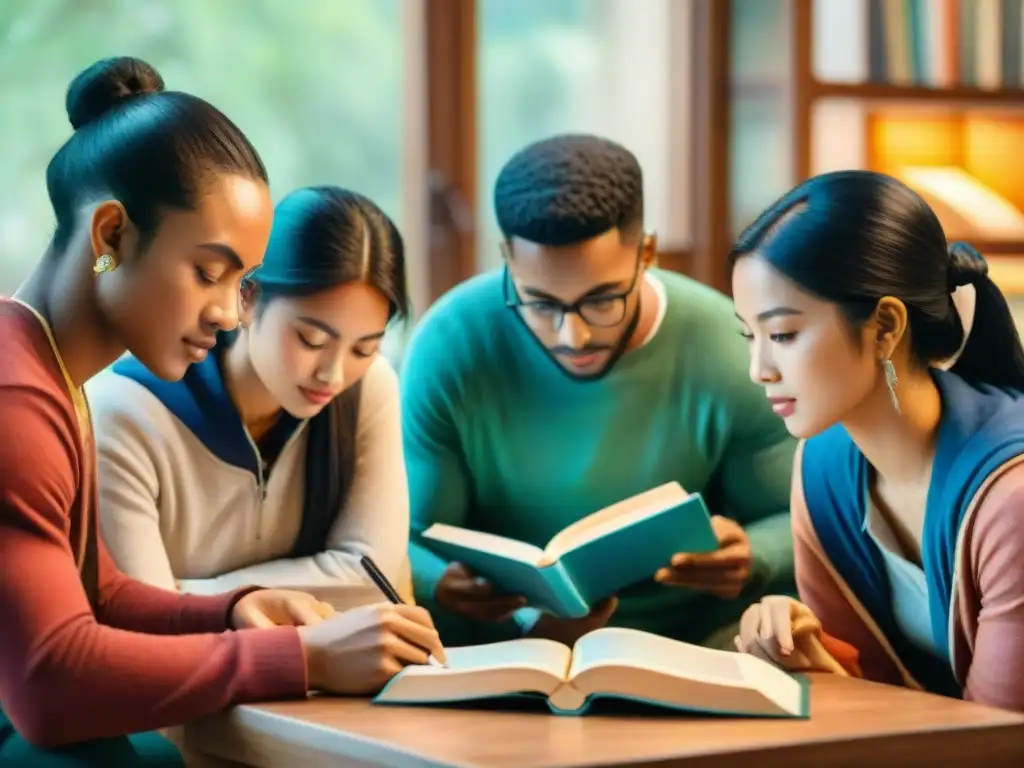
[565,628,805,718]
[398,638,572,679]
[736,652,806,716]
[376,639,571,705]
[421,523,544,565]
[568,627,744,683]
[541,482,687,565]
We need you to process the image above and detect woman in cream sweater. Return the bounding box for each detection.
[87,185,413,607]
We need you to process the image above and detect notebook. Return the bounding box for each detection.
[420,482,718,617]
[374,627,809,718]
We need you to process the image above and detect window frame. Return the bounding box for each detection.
[419,0,728,307]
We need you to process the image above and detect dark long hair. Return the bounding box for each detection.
[47,56,266,251]
[729,170,1024,391]
[249,186,408,557]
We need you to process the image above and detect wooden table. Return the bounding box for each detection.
[183,673,1024,767]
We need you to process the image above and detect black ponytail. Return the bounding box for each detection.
[946,242,1024,390]
[247,187,408,557]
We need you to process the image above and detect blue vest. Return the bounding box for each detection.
[801,370,1024,696]
[111,347,302,478]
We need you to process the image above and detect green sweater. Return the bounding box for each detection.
[401,269,797,646]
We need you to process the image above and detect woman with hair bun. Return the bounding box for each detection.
[731,170,1024,710]
[0,57,442,765]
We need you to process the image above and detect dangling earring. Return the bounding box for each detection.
[882,357,901,415]
[646,231,659,267]
[93,253,117,275]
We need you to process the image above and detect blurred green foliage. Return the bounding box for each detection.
[0,0,622,292]
[0,0,402,292]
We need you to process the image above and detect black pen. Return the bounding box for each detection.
[360,555,447,668]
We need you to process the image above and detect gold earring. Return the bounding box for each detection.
[882,357,901,415]
[93,253,117,275]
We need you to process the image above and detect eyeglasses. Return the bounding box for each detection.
[502,244,643,331]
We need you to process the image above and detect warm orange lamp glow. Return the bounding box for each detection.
[868,112,1024,244]
[897,166,1024,240]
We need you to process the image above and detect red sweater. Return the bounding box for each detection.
[0,299,308,747]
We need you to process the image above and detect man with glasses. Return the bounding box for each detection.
[401,134,796,648]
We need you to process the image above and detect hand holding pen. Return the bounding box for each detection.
[295,561,447,693]
[360,556,448,668]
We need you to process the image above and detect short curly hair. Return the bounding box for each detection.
[493,134,644,247]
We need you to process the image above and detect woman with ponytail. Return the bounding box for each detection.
[730,170,1024,710]
[87,185,414,607]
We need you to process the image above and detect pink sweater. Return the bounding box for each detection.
[792,441,1024,710]
[0,300,308,746]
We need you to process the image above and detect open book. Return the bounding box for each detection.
[375,627,809,718]
[420,482,717,617]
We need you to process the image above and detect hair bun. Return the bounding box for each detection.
[947,241,988,290]
[65,56,165,131]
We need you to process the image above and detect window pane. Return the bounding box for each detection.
[477,0,676,272]
[729,0,794,237]
[0,0,404,294]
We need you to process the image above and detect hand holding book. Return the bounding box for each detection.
[654,515,753,599]
[422,483,719,619]
[435,562,527,622]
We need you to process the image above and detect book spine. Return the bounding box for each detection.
[1003,0,1022,86]
[975,0,1002,89]
[944,0,961,87]
[883,0,912,84]
[908,0,927,84]
[960,0,978,85]
[542,560,590,619]
[813,0,869,84]
[868,0,889,82]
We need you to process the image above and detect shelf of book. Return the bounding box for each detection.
[810,81,1024,104]
[732,79,1024,105]
[727,0,1024,257]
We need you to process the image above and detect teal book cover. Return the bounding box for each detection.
[421,484,718,618]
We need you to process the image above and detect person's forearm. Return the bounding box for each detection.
[1,617,306,747]
[1,520,307,748]
[96,538,253,634]
[97,572,256,634]
[176,550,375,595]
[409,538,450,602]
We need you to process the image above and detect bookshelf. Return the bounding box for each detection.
[729,0,1024,265]
[812,82,1024,102]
